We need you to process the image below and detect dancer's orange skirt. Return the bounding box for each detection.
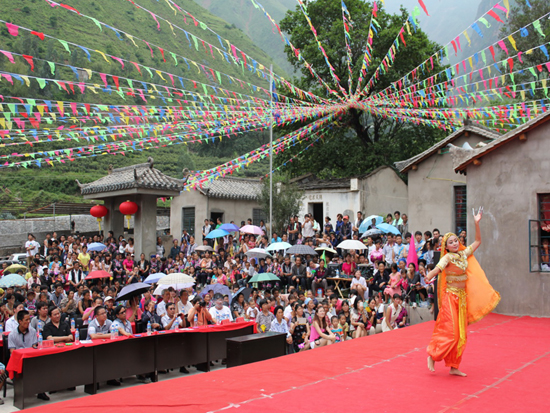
[427,287,468,369]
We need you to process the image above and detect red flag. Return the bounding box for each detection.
[31,31,45,40]
[487,10,504,24]
[418,0,430,16]
[22,55,34,71]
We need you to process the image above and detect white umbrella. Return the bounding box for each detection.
[153,283,194,295]
[246,248,272,259]
[240,225,264,235]
[266,242,292,251]
[158,273,195,285]
[315,247,337,254]
[195,245,213,252]
[337,240,367,250]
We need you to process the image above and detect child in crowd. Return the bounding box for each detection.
[338,313,349,341]
[330,315,343,343]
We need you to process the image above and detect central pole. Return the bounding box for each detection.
[269,64,273,241]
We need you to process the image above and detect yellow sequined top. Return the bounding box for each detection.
[435,245,474,283]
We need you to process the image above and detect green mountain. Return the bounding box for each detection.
[0,0,277,214]
[193,0,296,75]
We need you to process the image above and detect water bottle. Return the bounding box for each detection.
[38,332,43,349]
[193,313,198,328]
[146,321,152,336]
[74,328,80,345]
[336,268,340,277]
[70,318,75,330]
[317,288,322,298]
[216,314,220,325]
[37,320,43,332]
[0,325,3,335]
[110,324,117,340]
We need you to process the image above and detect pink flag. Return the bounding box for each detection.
[407,234,418,270]
[5,23,19,37]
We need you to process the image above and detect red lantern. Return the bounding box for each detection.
[90,205,108,232]
[119,200,138,229]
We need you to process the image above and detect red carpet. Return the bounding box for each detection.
[26,313,548,412]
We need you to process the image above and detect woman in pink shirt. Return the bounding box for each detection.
[341,253,357,277]
[122,253,134,274]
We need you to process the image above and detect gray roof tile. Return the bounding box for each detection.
[200,177,262,200]
[78,158,183,195]
[394,121,500,173]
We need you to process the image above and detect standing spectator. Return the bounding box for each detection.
[352,211,363,238]
[25,234,40,268]
[156,237,165,257]
[340,216,352,240]
[291,257,307,290]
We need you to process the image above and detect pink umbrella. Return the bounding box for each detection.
[86,270,111,280]
[239,225,264,235]
[407,235,418,270]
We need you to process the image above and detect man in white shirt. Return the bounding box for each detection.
[25,234,40,267]
[161,303,183,330]
[383,235,396,265]
[302,214,315,239]
[156,289,171,318]
[176,290,193,322]
[209,294,233,323]
[5,302,25,333]
[202,219,211,243]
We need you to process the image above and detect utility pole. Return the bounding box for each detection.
[269,64,273,240]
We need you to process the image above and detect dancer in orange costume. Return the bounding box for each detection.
[425,208,500,376]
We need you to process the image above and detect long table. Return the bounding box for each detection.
[7,321,255,409]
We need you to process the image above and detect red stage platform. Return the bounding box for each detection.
[27,313,548,412]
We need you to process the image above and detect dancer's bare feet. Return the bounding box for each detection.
[450,367,467,377]
[427,356,435,372]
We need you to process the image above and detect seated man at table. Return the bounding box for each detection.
[8,310,49,401]
[30,301,50,332]
[111,305,133,337]
[161,303,183,331]
[176,290,192,327]
[86,305,112,340]
[187,297,213,326]
[5,302,25,333]
[43,307,73,343]
[161,303,189,374]
[209,294,233,323]
[142,299,163,332]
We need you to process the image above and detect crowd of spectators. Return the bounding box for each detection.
[0,211,465,404]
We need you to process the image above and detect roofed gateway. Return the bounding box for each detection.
[77,158,183,257]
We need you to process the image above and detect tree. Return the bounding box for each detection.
[277,0,447,177]
[256,175,304,235]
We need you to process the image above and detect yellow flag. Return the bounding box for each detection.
[463,31,471,47]
[507,35,517,51]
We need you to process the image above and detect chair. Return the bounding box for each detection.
[75,317,84,329]
[79,327,88,340]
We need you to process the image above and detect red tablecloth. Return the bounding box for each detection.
[7,321,255,377]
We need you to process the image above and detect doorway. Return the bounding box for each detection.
[211,212,224,226]
[310,203,323,228]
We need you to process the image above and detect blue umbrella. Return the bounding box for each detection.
[359,216,383,233]
[219,223,239,232]
[88,242,107,252]
[377,223,401,235]
[0,274,27,288]
[199,284,232,302]
[116,282,151,302]
[143,272,167,284]
[206,229,230,239]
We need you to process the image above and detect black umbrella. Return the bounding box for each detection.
[286,245,318,256]
[231,287,252,305]
[115,282,150,302]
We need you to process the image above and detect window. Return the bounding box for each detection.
[454,186,467,234]
[530,194,550,272]
[252,208,267,226]
[181,207,195,237]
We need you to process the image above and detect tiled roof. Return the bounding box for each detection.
[453,110,550,172]
[394,121,500,173]
[200,177,262,200]
[293,175,350,190]
[78,158,183,195]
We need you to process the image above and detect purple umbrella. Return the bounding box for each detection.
[115,282,150,302]
[199,284,232,302]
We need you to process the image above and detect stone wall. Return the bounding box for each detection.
[0,214,170,253]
